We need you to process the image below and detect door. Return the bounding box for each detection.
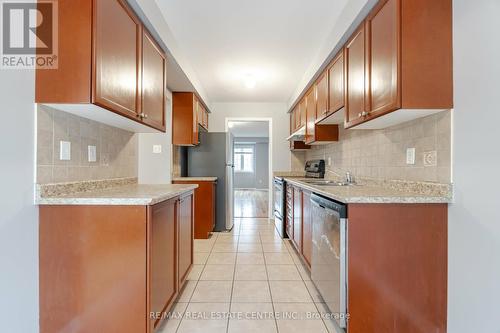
[293,187,302,250]
[94,0,141,118]
[150,199,177,329]
[178,193,193,285]
[141,29,166,131]
[305,89,316,144]
[302,190,312,267]
[316,72,328,120]
[328,51,345,113]
[367,0,401,115]
[345,23,368,125]
[226,132,235,230]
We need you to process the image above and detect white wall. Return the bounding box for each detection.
[209,102,291,173]
[448,1,500,332]
[138,91,173,184]
[0,71,38,331]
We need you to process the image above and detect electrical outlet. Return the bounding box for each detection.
[88,145,97,162]
[59,141,71,161]
[423,151,437,167]
[153,145,162,154]
[406,148,416,165]
[327,157,332,166]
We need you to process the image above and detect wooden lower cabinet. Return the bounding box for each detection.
[173,180,216,239]
[301,190,312,267]
[292,186,302,251]
[39,191,194,333]
[283,183,447,332]
[150,198,177,329]
[347,203,447,333]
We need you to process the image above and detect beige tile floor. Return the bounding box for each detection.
[157,217,339,333]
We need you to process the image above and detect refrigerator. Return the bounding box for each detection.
[187,131,234,231]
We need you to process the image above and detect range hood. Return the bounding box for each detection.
[286,126,306,141]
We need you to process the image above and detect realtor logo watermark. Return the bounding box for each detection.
[1,0,58,69]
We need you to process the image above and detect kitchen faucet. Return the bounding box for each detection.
[345,171,355,184]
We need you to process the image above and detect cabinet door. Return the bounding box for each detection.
[367,0,401,115]
[345,24,368,125]
[302,190,312,267]
[328,51,345,113]
[150,199,177,329]
[142,30,166,131]
[178,193,193,285]
[192,96,200,144]
[305,89,316,144]
[293,187,302,251]
[299,99,307,128]
[316,72,328,120]
[94,0,141,118]
[203,108,209,129]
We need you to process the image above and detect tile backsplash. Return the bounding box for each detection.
[37,105,138,184]
[293,111,452,183]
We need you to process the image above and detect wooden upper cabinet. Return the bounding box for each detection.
[35,0,167,132]
[328,50,345,114]
[141,30,166,131]
[197,102,209,130]
[305,86,339,145]
[345,23,368,126]
[173,92,204,146]
[367,0,400,115]
[305,88,316,144]
[299,99,306,128]
[344,0,452,129]
[94,0,141,118]
[315,72,328,120]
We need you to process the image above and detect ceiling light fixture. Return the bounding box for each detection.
[243,74,257,89]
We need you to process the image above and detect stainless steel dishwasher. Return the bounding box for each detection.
[311,193,348,331]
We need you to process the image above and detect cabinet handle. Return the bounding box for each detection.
[358,113,362,118]
[361,111,369,117]
[140,113,148,119]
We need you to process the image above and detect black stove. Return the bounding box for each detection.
[305,159,326,178]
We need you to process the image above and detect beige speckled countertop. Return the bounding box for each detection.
[172,177,218,182]
[36,183,198,206]
[284,178,452,204]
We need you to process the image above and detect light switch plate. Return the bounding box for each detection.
[406,148,416,165]
[423,151,437,167]
[327,157,332,166]
[153,145,162,154]
[60,141,71,161]
[88,145,97,162]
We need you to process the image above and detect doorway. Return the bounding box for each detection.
[226,118,272,218]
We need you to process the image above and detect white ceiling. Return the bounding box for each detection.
[228,121,269,137]
[155,0,348,103]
